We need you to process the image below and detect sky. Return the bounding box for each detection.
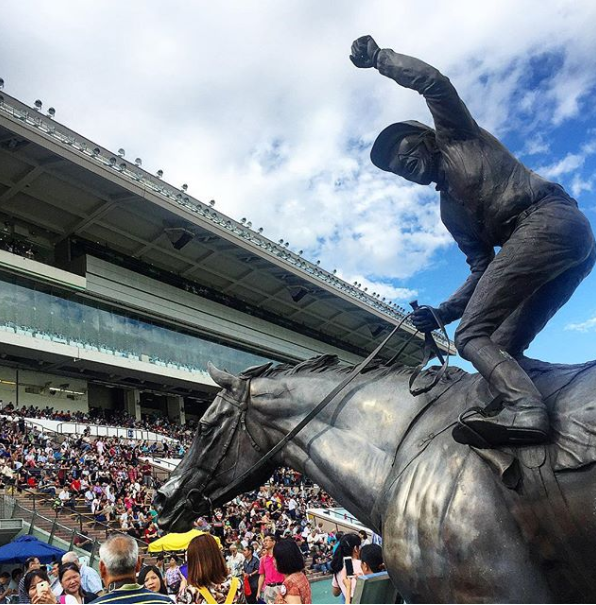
[1,0,596,369]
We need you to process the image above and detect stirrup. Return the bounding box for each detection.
[452,406,492,449]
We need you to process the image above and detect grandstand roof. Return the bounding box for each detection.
[0,92,451,372]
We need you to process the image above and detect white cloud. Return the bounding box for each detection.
[1,0,596,296]
[538,153,585,179]
[565,316,596,332]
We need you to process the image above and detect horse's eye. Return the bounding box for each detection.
[200,424,215,436]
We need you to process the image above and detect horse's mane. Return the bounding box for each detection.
[246,353,415,380]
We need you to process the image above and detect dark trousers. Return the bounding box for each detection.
[455,200,595,356]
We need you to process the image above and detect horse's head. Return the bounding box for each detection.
[153,361,274,532]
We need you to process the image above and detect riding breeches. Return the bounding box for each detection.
[454,199,596,357]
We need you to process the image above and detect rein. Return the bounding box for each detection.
[185,308,450,514]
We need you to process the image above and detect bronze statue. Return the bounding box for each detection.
[155,356,596,602]
[350,35,596,449]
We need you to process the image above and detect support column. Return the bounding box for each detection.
[166,395,185,426]
[125,389,141,422]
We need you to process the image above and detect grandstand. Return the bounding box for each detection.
[0,90,450,427]
[0,91,451,600]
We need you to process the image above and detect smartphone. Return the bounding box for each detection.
[36,581,49,596]
[343,557,354,577]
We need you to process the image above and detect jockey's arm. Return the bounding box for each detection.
[375,48,480,141]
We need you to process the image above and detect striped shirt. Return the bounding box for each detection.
[89,584,172,604]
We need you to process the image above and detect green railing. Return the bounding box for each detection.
[3,494,101,567]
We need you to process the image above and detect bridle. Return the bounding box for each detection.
[182,306,449,516]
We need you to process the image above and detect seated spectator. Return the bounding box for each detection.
[91,534,171,604]
[57,563,98,604]
[179,533,245,604]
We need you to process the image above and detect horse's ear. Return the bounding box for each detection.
[239,362,274,379]
[207,363,242,390]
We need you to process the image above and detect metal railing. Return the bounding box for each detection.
[53,422,179,444]
[10,489,149,558]
[3,494,102,566]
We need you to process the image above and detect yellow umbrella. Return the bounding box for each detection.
[147,529,221,553]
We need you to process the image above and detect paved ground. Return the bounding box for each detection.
[311,578,335,603]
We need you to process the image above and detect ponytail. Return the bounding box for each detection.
[330,532,361,574]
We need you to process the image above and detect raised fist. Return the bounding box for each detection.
[350,35,380,68]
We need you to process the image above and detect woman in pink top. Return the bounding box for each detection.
[330,533,362,603]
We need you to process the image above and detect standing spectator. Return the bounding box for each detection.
[62,552,102,596]
[24,569,56,605]
[330,533,362,603]
[358,530,371,547]
[226,544,245,579]
[242,546,259,604]
[343,545,386,605]
[57,563,98,604]
[19,556,41,603]
[256,534,284,604]
[137,566,168,597]
[164,556,186,597]
[272,539,311,605]
[90,534,171,604]
[9,568,22,595]
[179,534,245,604]
[48,561,62,597]
[0,571,14,602]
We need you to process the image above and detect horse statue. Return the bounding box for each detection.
[154,354,596,603]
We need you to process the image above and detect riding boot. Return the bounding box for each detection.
[452,337,549,448]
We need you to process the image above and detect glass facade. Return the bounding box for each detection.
[0,275,273,376]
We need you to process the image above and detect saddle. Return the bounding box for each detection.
[415,356,596,475]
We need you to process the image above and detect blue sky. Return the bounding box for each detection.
[1,0,596,368]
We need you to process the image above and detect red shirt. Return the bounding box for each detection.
[258,554,284,585]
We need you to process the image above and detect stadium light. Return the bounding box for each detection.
[135,158,142,167]
[157,170,164,178]
[0,78,4,90]
[118,148,126,157]
[34,100,42,111]
[47,107,56,118]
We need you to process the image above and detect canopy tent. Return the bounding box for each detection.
[0,535,66,564]
[148,529,220,553]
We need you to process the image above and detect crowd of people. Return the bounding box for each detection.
[0,407,388,604]
[0,404,194,449]
[8,531,385,604]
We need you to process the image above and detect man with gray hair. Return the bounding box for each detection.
[62,550,103,595]
[90,534,171,604]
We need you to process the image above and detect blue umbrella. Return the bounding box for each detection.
[0,535,67,564]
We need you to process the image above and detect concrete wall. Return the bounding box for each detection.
[0,366,88,413]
